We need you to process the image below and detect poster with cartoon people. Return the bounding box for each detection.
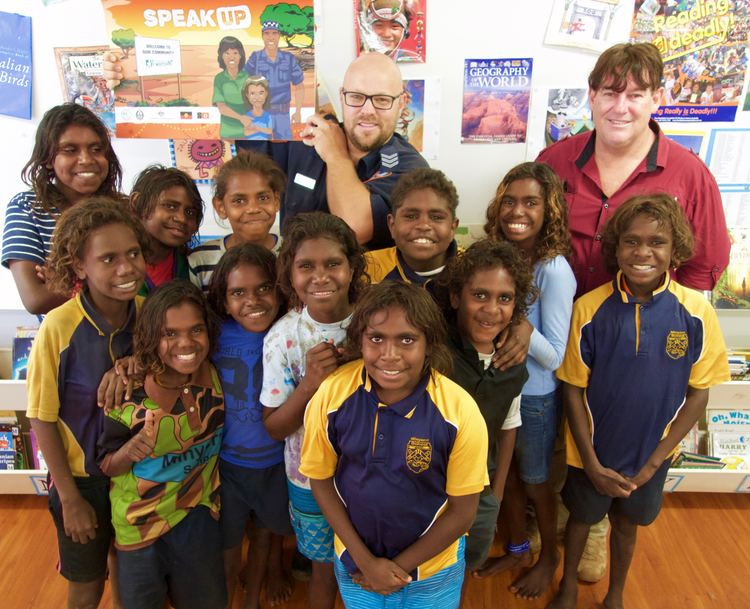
[101,0,314,139]
[354,0,426,63]
[631,0,748,122]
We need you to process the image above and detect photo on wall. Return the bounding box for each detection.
[544,0,623,53]
[544,87,593,146]
[354,0,426,63]
[461,58,532,144]
[101,0,315,140]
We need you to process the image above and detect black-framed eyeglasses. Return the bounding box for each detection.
[342,90,403,110]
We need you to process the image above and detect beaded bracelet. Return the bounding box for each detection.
[507,539,530,555]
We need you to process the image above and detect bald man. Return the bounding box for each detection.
[238,53,428,248]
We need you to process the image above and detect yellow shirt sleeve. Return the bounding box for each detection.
[299,376,340,481]
[685,295,730,389]
[26,312,69,422]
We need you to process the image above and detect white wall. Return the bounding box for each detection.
[1,0,748,320]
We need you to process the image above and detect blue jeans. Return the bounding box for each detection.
[515,390,561,484]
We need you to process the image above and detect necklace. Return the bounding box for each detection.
[154,373,190,391]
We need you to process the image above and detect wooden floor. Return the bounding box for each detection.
[2,492,749,609]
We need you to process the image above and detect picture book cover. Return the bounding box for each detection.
[54,46,115,135]
[544,87,593,146]
[12,327,37,381]
[354,0,426,63]
[462,58,532,144]
[0,11,32,119]
[396,79,424,152]
[631,0,748,123]
[101,0,315,140]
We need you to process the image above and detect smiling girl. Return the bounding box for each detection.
[2,103,122,314]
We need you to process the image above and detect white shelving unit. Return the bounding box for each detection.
[0,379,48,495]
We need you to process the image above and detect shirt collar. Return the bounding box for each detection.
[395,240,457,285]
[575,120,662,173]
[361,363,431,418]
[78,290,137,336]
[614,269,671,304]
[143,360,214,412]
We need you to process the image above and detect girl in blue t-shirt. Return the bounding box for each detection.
[206,243,292,609]
[478,162,576,599]
[242,75,274,140]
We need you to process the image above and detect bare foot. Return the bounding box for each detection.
[511,550,560,599]
[472,550,533,579]
[545,580,577,609]
[602,591,625,609]
[265,569,293,607]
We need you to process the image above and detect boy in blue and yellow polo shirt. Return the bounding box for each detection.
[551,194,729,609]
[365,168,459,290]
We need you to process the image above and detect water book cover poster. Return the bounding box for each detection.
[631,0,749,123]
[462,58,532,144]
[102,0,315,140]
[354,0,426,63]
[0,11,32,120]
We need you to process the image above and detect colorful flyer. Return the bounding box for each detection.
[0,11,32,120]
[544,87,593,146]
[462,58,533,144]
[54,46,115,135]
[397,79,424,151]
[169,138,236,183]
[544,0,622,53]
[354,0,426,63]
[631,0,749,123]
[102,0,315,140]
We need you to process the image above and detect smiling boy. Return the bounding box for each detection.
[365,168,459,290]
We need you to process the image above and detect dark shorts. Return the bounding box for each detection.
[515,390,561,484]
[464,488,501,571]
[220,458,292,549]
[48,475,113,583]
[117,506,226,609]
[561,459,672,526]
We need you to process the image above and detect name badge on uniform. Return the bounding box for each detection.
[294,173,316,190]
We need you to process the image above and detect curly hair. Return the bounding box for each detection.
[46,196,150,295]
[22,103,122,213]
[345,281,452,377]
[277,212,369,310]
[213,150,286,202]
[134,281,220,379]
[129,165,204,235]
[434,239,536,327]
[588,42,663,93]
[485,162,571,263]
[601,193,694,275]
[207,242,286,320]
[390,167,459,216]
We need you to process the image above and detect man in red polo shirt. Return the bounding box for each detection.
[536,42,729,585]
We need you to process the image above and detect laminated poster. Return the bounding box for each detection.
[354,0,426,63]
[462,58,532,144]
[544,0,622,53]
[101,0,315,140]
[631,0,749,122]
[544,87,593,147]
[0,11,31,120]
[54,47,115,135]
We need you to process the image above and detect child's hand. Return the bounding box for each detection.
[492,318,532,371]
[34,264,48,284]
[585,464,637,498]
[61,494,98,544]
[356,558,411,595]
[124,410,156,463]
[630,460,660,488]
[97,356,139,413]
[300,340,340,393]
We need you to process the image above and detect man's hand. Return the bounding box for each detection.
[61,493,98,544]
[299,113,349,163]
[354,558,411,595]
[585,464,637,498]
[102,52,123,90]
[492,318,532,371]
[123,409,156,463]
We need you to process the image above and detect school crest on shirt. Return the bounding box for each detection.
[666,330,688,360]
[405,437,432,474]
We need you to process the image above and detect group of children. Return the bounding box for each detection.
[3,102,729,609]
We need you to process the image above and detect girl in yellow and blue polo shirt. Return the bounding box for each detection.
[300,282,488,609]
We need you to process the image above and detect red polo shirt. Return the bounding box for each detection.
[537,121,729,297]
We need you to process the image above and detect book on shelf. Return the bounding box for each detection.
[12,326,38,381]
[0,424,28,470]
[29,429,47,471]
[710,431,750,470]
[706,408,750,432]
[677,423,705,454]
[672,451,726,469]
